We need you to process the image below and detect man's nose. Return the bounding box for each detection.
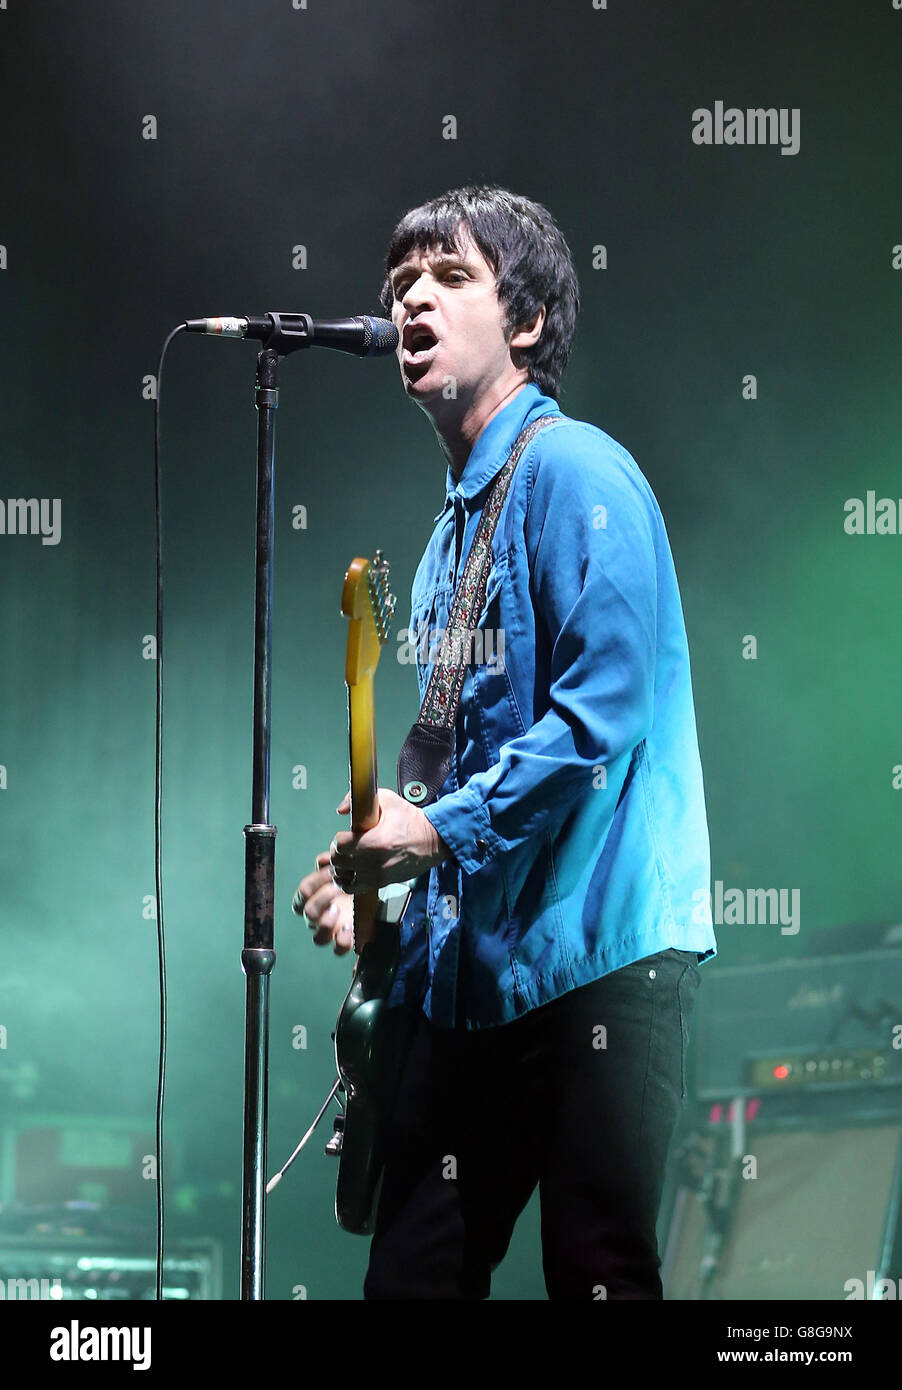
[402,274,436,314]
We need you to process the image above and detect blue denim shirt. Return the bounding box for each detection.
[389,383,716,1028]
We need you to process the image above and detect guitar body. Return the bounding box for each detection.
[333,915,404,1235]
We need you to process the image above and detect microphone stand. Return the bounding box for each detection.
[228,313,395,1298]
[240,319,325,1299]
[240,343,280,1300]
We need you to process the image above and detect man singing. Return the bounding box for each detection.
[293,185,716,1299]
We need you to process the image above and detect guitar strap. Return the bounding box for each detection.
[397,412,564,807]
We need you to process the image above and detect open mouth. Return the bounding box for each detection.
[402,324,439,364]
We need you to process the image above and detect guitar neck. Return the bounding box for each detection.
[348,674,381,950]
[341,549,395,955]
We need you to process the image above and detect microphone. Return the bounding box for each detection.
[184,312,398,357]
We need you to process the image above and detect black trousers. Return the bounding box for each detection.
[363,947,700,1300]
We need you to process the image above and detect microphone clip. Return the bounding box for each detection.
[259,312,314,356]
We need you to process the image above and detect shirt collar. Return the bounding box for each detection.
[432,383,560,521]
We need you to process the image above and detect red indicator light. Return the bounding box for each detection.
[773,1064,790,1080]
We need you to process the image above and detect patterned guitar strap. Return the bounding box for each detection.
[397,413,564,807]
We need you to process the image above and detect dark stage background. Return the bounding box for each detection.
[0,0,900,1301]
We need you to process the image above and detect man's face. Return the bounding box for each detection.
[388,228,514,409]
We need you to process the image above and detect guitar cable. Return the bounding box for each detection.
[266,1076,344,1194]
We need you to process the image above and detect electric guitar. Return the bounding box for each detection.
[329,550,415,1235]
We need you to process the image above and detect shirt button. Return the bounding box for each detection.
[475,838,488,855]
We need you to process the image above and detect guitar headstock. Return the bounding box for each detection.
[341,550,396,687]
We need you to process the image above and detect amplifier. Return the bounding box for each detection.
[660,934,902,1297]
[660,1113,902,1300]
[0,1235,222,1300]
[0,1115,161,1207]
[693,945,902,1101]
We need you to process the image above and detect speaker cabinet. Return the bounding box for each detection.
[661,1120,902,1300]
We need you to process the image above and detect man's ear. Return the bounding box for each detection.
[509,303,546,351]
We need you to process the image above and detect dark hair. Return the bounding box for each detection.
[378,184,579,398]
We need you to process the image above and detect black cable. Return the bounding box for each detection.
[153,323,187,1301]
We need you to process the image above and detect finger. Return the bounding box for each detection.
[291,866,332,915]
[297,866,331,899]
[302,883,344,926]
[330,832,356,861]
[333,922,353,956]
[309,896,344,943]
[330,860,374,893]
[310,866,335,894]
[328,841,354,880]
[311,915,353,952]
[330,865,355,893]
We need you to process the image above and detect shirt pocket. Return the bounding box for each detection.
[407,590,436,698]
[473,555,508,660]
[472,556,526,755]
[407,584,452,697]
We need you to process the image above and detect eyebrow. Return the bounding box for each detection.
[390,252,472,288]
